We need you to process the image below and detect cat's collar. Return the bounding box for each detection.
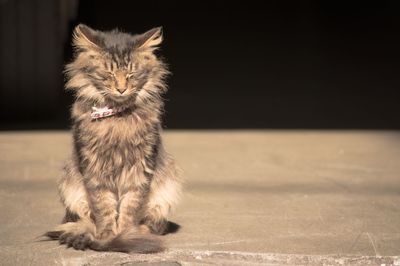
[91,106,125,120]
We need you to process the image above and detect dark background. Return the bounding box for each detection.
[1,0,399,129]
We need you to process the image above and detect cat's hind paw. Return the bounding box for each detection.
[59,232,93,250]
[70,233,93,250]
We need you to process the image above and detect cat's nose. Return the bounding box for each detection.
[117,88,127,94]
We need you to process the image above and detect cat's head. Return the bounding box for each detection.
[66,24,168,106]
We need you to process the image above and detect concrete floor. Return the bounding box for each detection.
[0,130,400,265]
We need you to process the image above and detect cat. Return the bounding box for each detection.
[46,24,182,253]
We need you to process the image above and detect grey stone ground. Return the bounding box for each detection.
[0,130,400,265]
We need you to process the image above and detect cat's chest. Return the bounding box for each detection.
[89,116,143,144]
[78,115,149,165]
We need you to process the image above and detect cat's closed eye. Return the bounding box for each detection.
[107,72,116,78]
[88,72,108,81]
[126,73,136,79]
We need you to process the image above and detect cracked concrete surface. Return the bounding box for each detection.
[0,130,400,265]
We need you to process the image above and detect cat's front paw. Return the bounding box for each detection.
[97,229,116,240]
[138,224,151,234]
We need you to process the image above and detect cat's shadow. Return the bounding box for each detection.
[163,221,181,235]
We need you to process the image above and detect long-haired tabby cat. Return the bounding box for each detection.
[46,24,182,253]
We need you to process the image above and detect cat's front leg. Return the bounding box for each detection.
[87,185,119,240]
[117,189,148,233]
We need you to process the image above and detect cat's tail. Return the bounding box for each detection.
[89,229,164,253]
[45,220,164,253]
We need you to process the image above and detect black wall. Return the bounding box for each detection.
[1,0,400,129]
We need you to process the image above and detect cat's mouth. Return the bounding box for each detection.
[109,94,131,103]
[108,90,138,103]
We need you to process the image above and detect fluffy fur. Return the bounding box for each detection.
[46,24,182,253]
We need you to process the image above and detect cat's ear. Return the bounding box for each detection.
[72,24,103,50]
[135,27,163,50]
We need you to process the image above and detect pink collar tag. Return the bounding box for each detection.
[91,106,124,120]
